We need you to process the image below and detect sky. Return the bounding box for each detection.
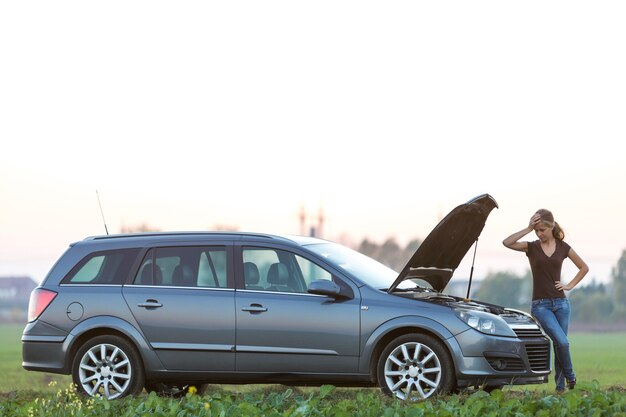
[1,1,625,287]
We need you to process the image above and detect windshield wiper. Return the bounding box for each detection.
[425,294,456,302]
[387,286,434,293]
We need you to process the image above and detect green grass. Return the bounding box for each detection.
[2,382,625,417]
[2,324,625,394]
[569,333,626,386]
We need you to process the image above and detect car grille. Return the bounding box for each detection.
[525,343,551,371]
[512,326,544,338]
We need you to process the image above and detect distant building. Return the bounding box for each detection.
[299,204,325,238]
[0,276,38,323]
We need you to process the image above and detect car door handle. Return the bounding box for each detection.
[138,300,163,308]
[241,304,268,313]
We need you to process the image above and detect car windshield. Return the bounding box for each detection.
[305,242,400,289]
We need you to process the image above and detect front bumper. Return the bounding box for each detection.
[451,329,551,388]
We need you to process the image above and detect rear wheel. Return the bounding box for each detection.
[72,335,145,399]
[144,382,208,397]
[376,333,455,400]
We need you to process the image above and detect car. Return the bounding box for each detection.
[22,194,551,400]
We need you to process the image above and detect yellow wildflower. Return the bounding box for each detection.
[188,385,198,395]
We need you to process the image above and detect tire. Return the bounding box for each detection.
[144,382,209,397]
[376,333,455,400]
[72,335,145,399]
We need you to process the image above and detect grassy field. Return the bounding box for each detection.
[567,331,626,386]
[2,324,625,394]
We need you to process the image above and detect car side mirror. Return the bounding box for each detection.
[307,279,346,298]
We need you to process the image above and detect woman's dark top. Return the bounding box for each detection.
[526,239,571,300]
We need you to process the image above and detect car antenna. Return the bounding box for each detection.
[96,190,109,235]
[464,238,479,302]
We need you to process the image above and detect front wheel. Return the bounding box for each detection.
[72,335,145,399]
[376,333,455,400]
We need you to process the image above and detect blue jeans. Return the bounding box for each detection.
[531,298,575,390]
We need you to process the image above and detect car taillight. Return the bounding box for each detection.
[27,288,57,322]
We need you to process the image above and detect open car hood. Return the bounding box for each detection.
[388,194,498,293]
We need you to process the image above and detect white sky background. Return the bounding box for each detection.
[1,1,625,285]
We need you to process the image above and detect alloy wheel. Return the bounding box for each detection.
[383,341,442,400]
[77,343,132,399]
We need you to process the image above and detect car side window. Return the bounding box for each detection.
[133,246,227,288]
[296,255,332,286]
[242,248,280,291]
[198,249,228,287]
[62,249,140,285]
[242,247,332,293]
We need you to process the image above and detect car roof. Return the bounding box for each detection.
[76,231,328,248]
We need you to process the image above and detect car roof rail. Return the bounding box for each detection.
[83,231,279,241]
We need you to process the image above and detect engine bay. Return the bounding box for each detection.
[392,289,535,324]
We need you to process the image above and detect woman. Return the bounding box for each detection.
[503,209,589,393]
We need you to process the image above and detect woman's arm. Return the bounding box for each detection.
[502,214,540,252]
[555,248,589,291]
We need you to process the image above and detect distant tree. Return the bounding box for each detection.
[358,238,380,261]
[401,239,422,268]
[212,224,239,231]
[611,249,626,321]
[120,223,160,233]
[379,238,403,271]
[569,280,614,323]
[473,271,531,311]
[357,237,422,272]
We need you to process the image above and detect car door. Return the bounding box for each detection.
[235,244,361,373]
[123,244,235,371]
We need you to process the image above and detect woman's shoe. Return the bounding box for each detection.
[556,387,565,394]
[567,378,576,390]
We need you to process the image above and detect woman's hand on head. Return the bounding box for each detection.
[528,214,541,229]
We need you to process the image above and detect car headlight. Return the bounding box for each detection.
[454,309,516,337]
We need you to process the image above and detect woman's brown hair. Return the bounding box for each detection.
[536,208,565,241]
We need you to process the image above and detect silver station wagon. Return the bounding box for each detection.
[22,194,550,400]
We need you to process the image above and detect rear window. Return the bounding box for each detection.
[62,249,140,285]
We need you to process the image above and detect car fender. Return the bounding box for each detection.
[62,315,164,376]
[359,315,464,375]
